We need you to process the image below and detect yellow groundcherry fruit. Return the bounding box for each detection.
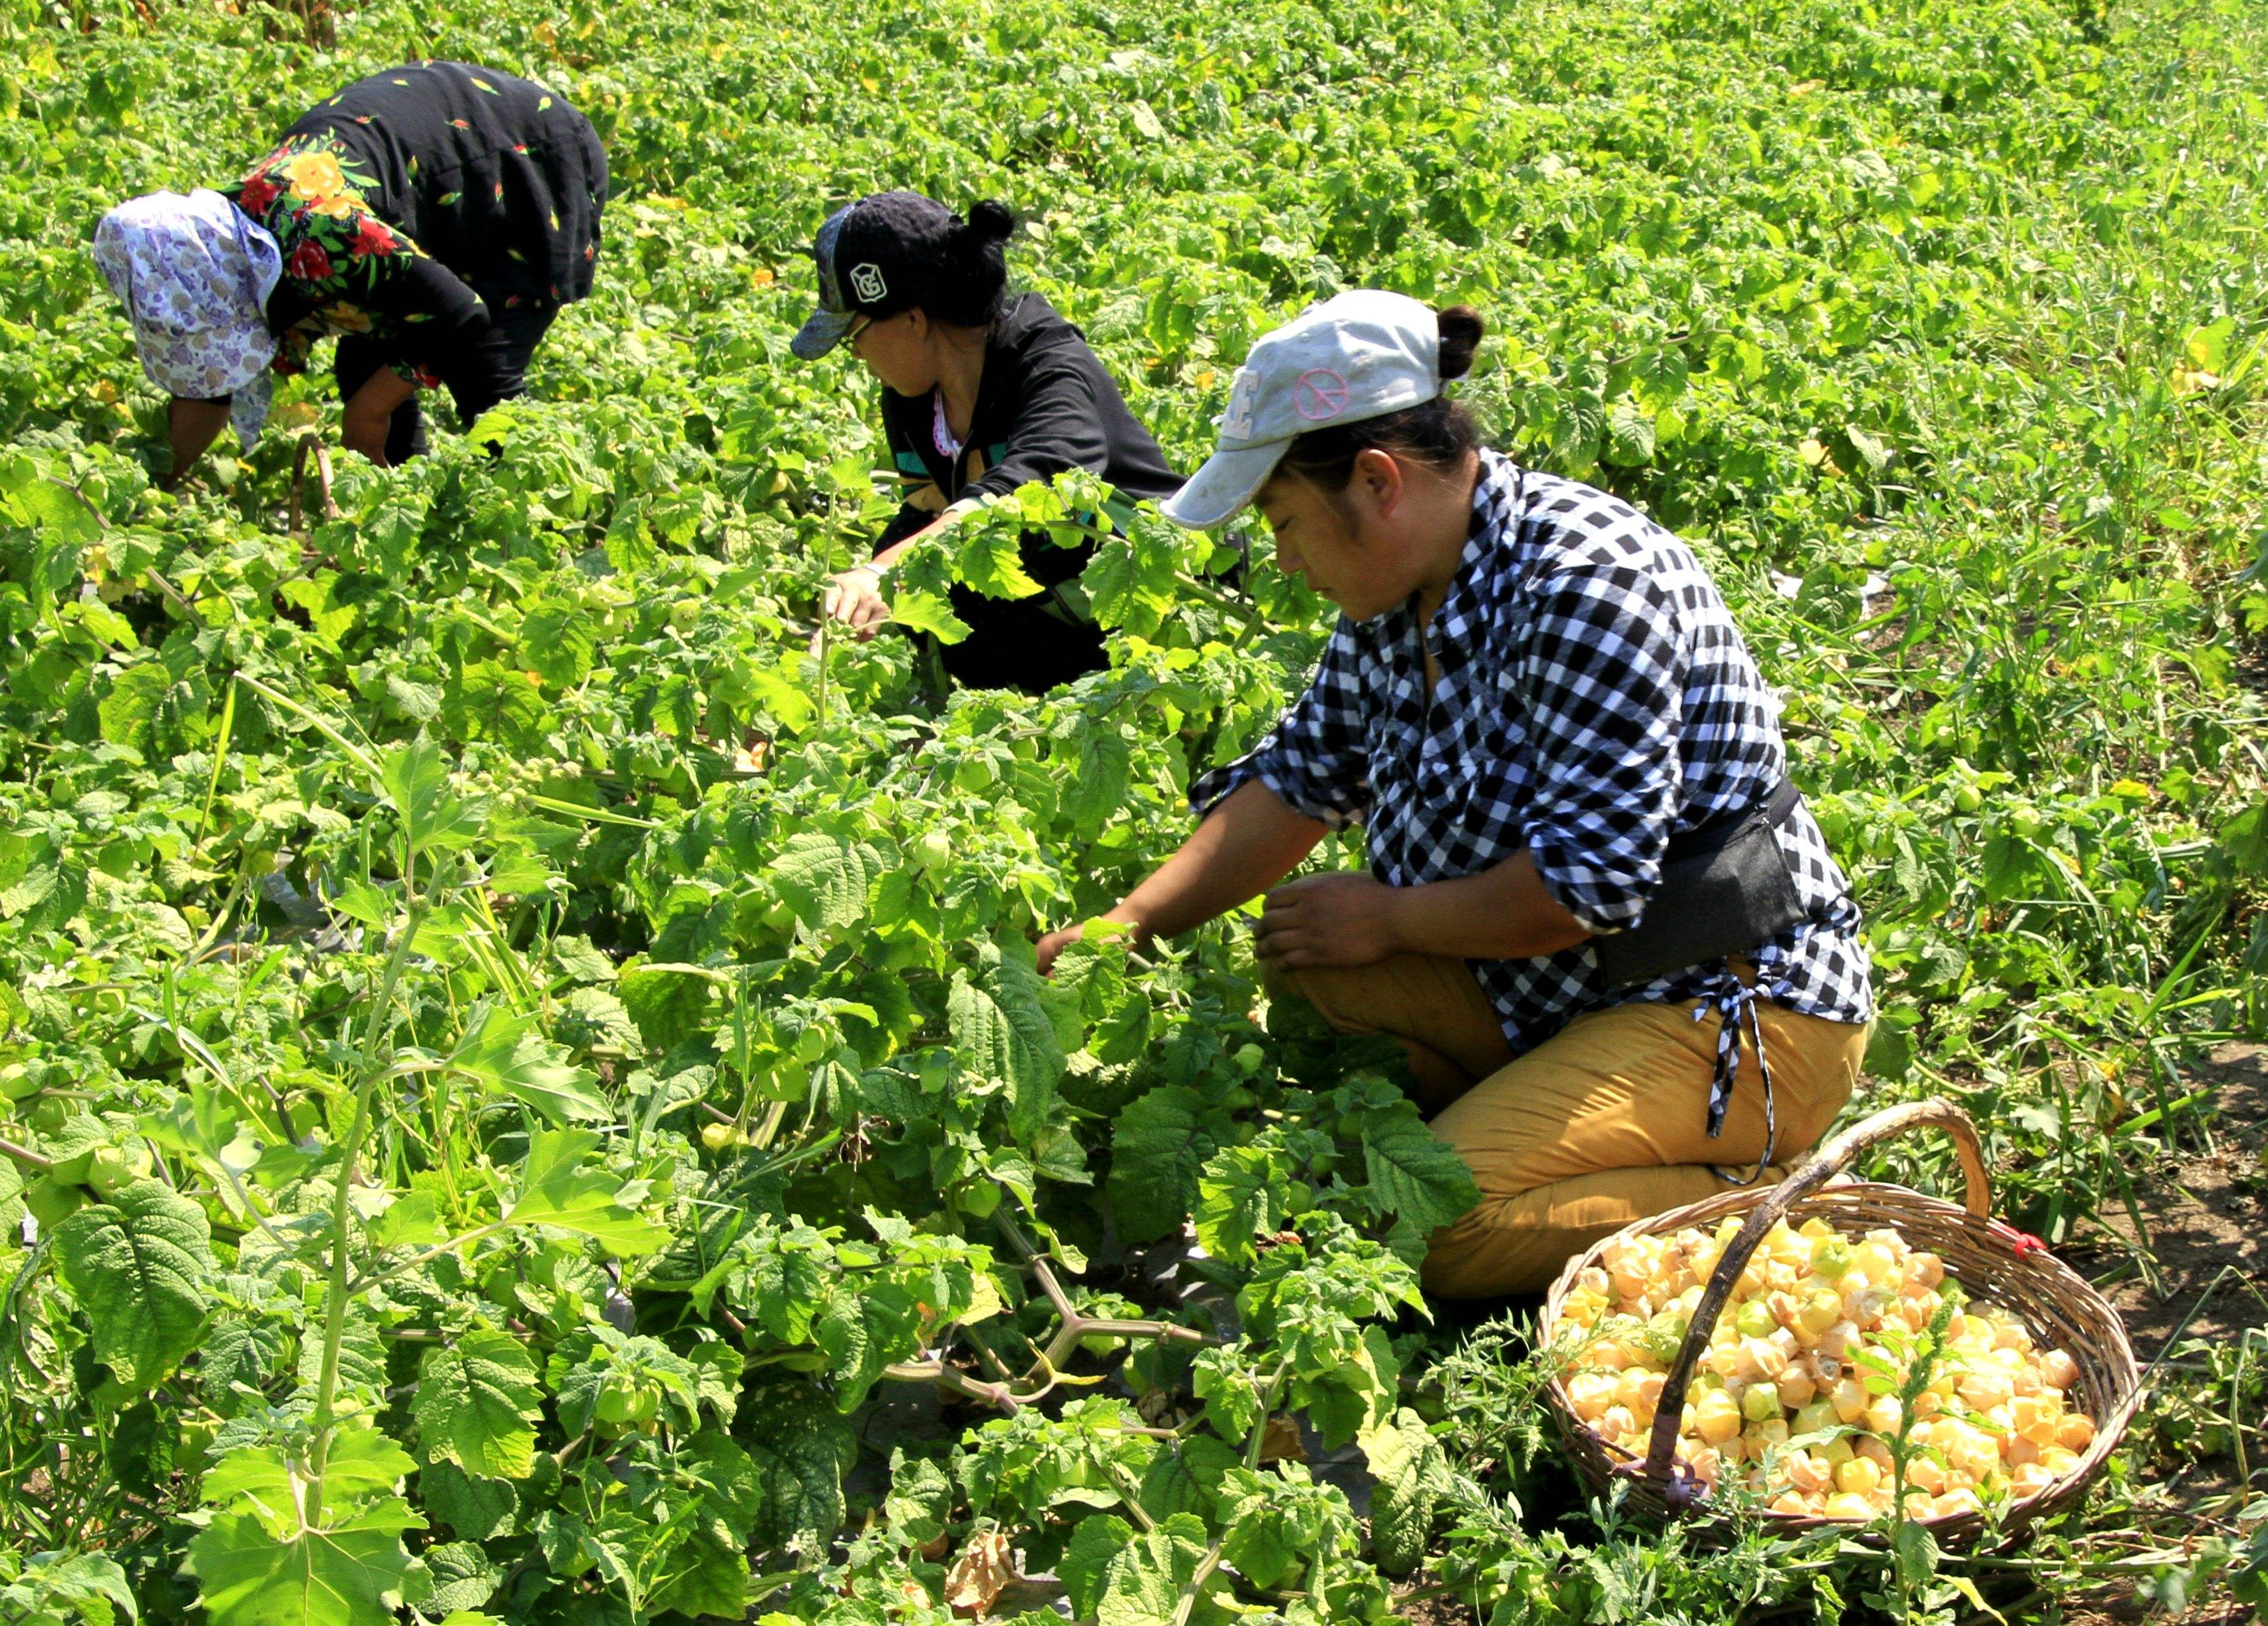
[1695,1392,1743,1444]
[1836,1457,1883,1496]
[1832,1377,1869,1424]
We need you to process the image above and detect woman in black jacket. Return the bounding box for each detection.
[792,192,1182,693]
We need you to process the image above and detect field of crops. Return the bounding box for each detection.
[3,0,2265,1619]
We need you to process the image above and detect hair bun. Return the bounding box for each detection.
[964,198,1015,244]
[1436,304,1485,381]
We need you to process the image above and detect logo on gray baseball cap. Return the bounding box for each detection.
[1162,289,1444,529]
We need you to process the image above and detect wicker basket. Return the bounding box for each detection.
[1539,1098,2141,1544]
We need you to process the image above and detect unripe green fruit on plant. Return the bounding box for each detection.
[0,1062,37,1101]
[29,1098,67,1134]
[953,758,997,794]
[85,1146,135,1198]
[1953,785,1983,814]
[595,1376,638,1426]
[1233,1043,1267,1075]
[2009,808,2042,838]
[700,1120,735,1152]
[914,830,953,872]
[25,1175,85,1229]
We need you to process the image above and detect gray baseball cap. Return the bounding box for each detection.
[1162,289,1444,529]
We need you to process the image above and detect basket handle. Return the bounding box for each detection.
[289,433,337,537]
[1633,1096,1991,1491]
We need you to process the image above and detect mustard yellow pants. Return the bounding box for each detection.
[1273,955,1869,1297]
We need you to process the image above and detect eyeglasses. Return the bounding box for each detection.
[845,312,874,345]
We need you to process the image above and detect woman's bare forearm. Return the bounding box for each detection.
[164,397,231,486]
[345,369,416,421]
[1381,848,1591,961]
[1110,779,1329,943]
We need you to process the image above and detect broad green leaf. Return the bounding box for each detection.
[186,1504,428,1626]
[1194,1137,1312,1267]
[1360,1109,1480,1245]
[647,1545,749,1622]
[415,1332,544,1479]
[506,1130,668,1254]
[1060,728,1132,838]
[97,663,170,754]
[1109,1087,1231,1245]
[1096,1511,1229,1626]
[15,477,100,545]
[1135,1435,1238,1522]
[418,1462,518,1542]
[447,1002,608,1125]
[518,599,598,689]
[2,852,90,933]
[204,1432,417,1536]
[1359,1408,1450,1576]
[53,1178,213,1389]
[679,1429,764,1548]
[741,1387,857,1555]
[12,1551,138,1626]
[885,582,971,643]
[767,833,882,935]
[379,736,483,856]
[439,662,551,754]
[1058,1514,1135,1619]
[952,518,1043,599]
[416,1542,502,1617]
[882,1449,953,1547]
[948,950,1068,1138]
[813,1277,922,1411]
[1603,399,1657,467]
[1215,1463,1357,1591]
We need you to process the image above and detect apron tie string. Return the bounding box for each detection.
[1695,960,1780,1187]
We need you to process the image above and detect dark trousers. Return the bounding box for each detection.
[333,302,558,462]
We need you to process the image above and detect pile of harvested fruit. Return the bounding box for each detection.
[1557,1216,2095,1520]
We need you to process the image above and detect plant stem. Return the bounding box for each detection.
[0,1137,54,1174]
[192,677,238,854]
[1171,1536,1230,1626]
[348,1219,510,1293]
[302,895,426,1529]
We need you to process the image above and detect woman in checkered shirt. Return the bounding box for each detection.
[1037,292,1873,1297]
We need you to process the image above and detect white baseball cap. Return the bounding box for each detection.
[1162,289,1444,529]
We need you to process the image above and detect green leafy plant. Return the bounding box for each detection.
[2,0,2265,1617]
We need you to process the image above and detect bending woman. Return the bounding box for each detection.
[95,61,605,481]
[1037,291,1873,1296]
[791,193,1182,693]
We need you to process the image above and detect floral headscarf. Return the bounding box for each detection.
[93,190,283,448]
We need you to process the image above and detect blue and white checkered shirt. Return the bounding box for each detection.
[1193,448,1872,1140]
